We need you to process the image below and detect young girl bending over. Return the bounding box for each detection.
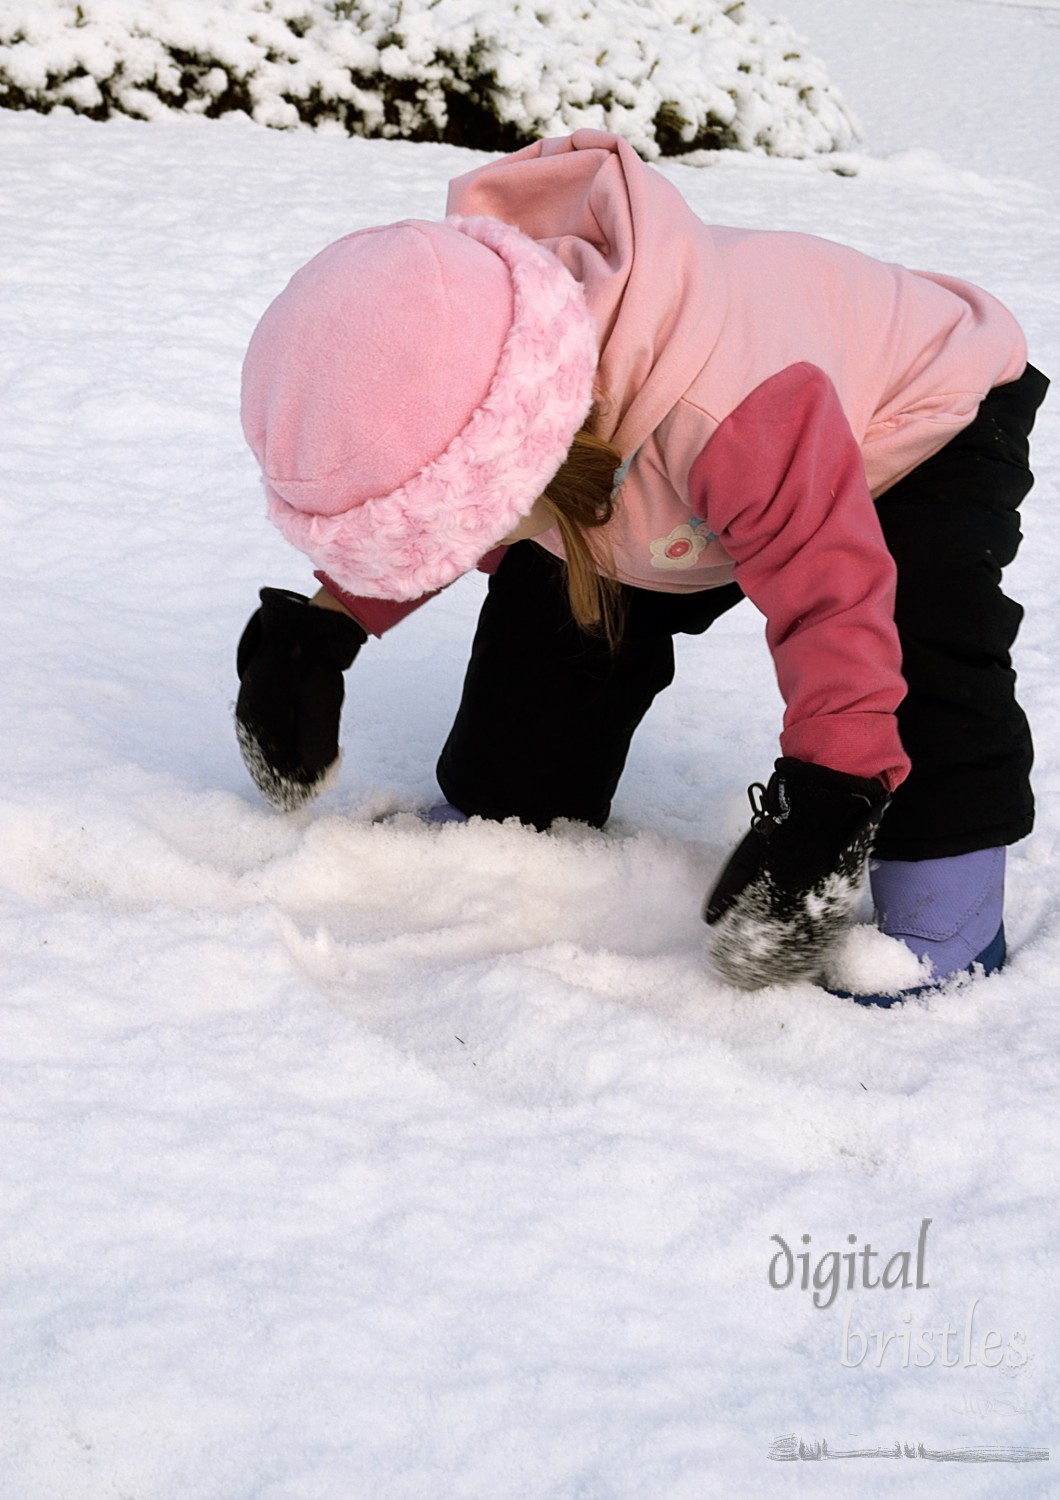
[234,130,1047,1004]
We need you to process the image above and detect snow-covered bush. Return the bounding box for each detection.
[0,0,859,158]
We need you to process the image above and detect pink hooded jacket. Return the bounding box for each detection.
[322,131,1028,791]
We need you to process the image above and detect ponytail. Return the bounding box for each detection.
[542,405,625,645]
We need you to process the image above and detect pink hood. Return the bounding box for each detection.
[447,130,1026,499]
[447,131,726,460]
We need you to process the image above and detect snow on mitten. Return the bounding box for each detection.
[235,588,367,811]
[704,758,890,989]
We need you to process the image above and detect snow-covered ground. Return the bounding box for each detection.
[1,2,1058,1496]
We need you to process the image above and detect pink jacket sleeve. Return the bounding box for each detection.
[687,363,911,791]
[314,547,510,637]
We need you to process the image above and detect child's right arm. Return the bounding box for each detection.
[234,588,367,811]
[310,545,510,637]
[234,549,510,810]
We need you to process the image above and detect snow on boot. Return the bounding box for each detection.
[829,848,1006,1007]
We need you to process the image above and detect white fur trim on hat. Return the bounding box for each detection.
[252,215,600,602]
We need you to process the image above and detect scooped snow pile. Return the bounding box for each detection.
[0,0,859,158]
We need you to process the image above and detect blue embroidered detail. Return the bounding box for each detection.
[688,515,717,544]
[611,448,638,498]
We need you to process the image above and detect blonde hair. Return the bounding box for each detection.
[541,405,625,644]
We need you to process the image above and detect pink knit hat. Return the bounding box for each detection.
[241,215,600,601]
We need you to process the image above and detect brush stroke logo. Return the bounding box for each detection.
[769,1435,1049,1464]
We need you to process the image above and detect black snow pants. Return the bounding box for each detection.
[437,364,1049,860]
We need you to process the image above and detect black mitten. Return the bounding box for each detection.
[704,757,890,989]
[235,588,367,811]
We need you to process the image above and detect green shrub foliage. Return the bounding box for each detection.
[0,0,859,158]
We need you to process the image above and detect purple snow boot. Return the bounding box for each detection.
[831,848,1006,1008]
[423,802,470,824]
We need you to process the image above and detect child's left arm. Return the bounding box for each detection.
[688,362,910,986]
[688,361,910,792]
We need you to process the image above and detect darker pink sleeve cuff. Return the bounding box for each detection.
[781,714,908,794]
[314,572,440,636]
[314,547,510,638]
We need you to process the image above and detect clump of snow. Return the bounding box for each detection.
[823,922,935,997]
[0,0,860,158]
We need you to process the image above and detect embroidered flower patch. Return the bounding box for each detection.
[650,522,709,569]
